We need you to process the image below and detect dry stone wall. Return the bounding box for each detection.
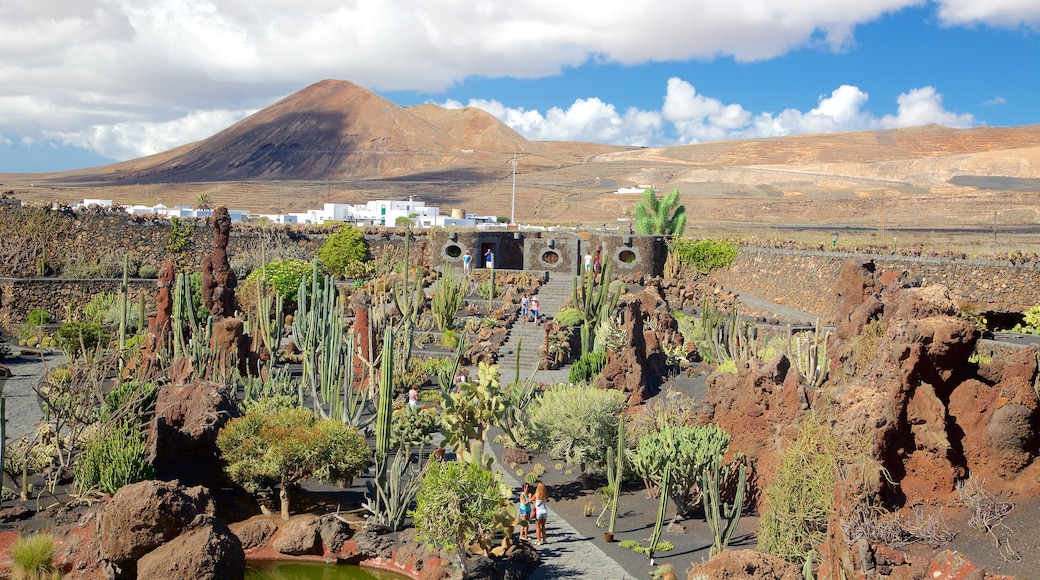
[721,247,1040,322]
[0,278,154,328]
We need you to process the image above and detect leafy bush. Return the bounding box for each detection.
[74,421,154,495]
[526,384,628,484]
[412,459,511,556]
[218,407,371,518]
[476,281,500,299]
[243,259,313,300]
[568,351,608,384]
[10,533,58,580]
[319,225,368,277]
[138,263,159,279]
[56,321,110,358]
[757,412,837,564]
[668,238,739,274]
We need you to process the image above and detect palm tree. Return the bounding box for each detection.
[193,194,213,211]
[633,188,686,235]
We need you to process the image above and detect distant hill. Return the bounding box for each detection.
[3,79,1040,233]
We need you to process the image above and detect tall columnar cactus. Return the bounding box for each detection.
[702,455,747,558]
[791,320,830,389]
[572,261,621,356]
[487,261,495,314]
[647,463,671,565]
[171,272,197,359]
[375,327,394,464]
[391,226,421,364]
[117,256,129,368]
[608,415,625,534]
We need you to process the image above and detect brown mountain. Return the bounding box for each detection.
[3,80,1040,238]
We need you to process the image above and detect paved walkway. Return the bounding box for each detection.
[0,352,54,441]
[492,447,637,580]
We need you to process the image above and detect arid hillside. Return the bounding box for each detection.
[3,79,1040,241]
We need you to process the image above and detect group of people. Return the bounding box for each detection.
[583,250,601,274]
[461,248,494,274]
[516,481,549,544]
[519,294,540,323]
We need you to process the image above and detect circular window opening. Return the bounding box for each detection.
[618,249,637,264]
[541,250,560,264]
[445,244,463,258]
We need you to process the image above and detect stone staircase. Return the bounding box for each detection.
[496,273,575,383]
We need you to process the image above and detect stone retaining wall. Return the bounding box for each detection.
[0,278,155,328]
[720,247,1040,322]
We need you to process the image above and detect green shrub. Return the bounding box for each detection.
[74,421,154,495]
[631,423,732,515]
[1011,305,1040,335]
[319,225,368,277]
[10,533,58,580]
[568,351,608,384]
[412,459,511,556]
[218,407,371,518]
[553,308,582,326]
[243,259,313,300]
[757,412,837,564]
[138,263,159,279]
[56,321,110,358]
[26,309,51,327]
[103,381,158,421]
[668,238,739,274]
[391,407,440,447]
[526,384,628,483]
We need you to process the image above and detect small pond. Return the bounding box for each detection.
[246,560,410,580]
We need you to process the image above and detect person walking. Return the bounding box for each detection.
[408,385,419,411]
[462,249,472,274]
[529,296,539,323]
[517,483,533,541]
[520,294,530,319]
[583,251,592,272]
[533,482,549,545]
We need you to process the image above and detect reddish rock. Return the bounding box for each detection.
[101,480,214,579]
[272,514,322,556]
[136,515,245,580]
[229,518,279,550]
[926,549,986,580]
[595,300,650,404]
[686,549,801,579]
[201,207,237,319]
[146,380,239,487]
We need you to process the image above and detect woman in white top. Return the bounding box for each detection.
[533,482,549,544]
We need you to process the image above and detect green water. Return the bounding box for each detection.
[245,560,410,580]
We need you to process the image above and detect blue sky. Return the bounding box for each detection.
[1,1,1038,173]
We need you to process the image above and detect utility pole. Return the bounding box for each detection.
[511,153,517,224]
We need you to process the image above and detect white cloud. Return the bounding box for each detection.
[0,1,995,164]
[982,96,1007,106]
[457,79,973,147]
[934,0,1040,29]
[879,87,975,128]
[52,109,255,161]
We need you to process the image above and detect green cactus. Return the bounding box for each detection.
[375,327,394,464]
[117,256,129,369]
[364,445,427,531]
[702,454,747,558]
[487,261,495,314]
[608,415,624,534]
[647,463,671,565]
[572,261,621,356]
[431,266,466,331]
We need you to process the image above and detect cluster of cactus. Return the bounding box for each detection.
[439,362,506,461]
[699,299,757,366]
[702,453,747,558]
[431,266,466,331]
[788,320,830,389]
[252,248,283,366]
[364,446,426,532]
[73,421,155,495]
[630,422,731,515]
[607,415,625,534]
[572,261,621,356]
[374,327,394,464]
